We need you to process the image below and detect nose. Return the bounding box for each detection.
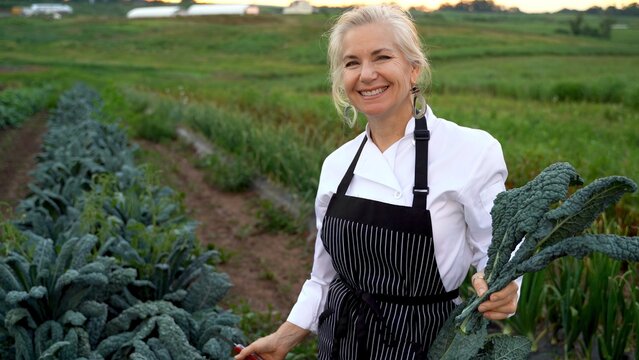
[359,61,377,83]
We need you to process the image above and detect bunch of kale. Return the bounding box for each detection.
[429,162,639,359]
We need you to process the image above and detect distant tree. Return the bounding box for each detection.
[622,2,639,15]
[585,6,603,14]
[567,13,614,39]
[437,0,514,13]
[569,13,583,35]
[599,17,614,38]
[559,2,637,16]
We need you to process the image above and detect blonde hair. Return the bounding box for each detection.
[327,5,430,127]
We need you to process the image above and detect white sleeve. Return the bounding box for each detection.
[459,140,507,273]
[286,185,336,333]
[459,139,522,310]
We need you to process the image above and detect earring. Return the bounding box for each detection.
[411,86,427,119]
[342,103,357,127]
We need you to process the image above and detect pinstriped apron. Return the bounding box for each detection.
[317,116,458,360]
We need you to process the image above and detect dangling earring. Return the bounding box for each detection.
[411,86,427,119]
[342,103,357,127]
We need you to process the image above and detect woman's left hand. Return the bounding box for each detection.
[471,272,518,320]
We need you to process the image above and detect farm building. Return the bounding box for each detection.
[184,4,255,16]
[126,4,257,19]
[245,5,260,15]
[21,3,73,17]
[283,0,313,14]
[126,6,180,19]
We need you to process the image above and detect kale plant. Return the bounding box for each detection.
[428,162,639,360]
[2,84,243,359]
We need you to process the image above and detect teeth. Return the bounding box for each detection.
[361,87,387,96]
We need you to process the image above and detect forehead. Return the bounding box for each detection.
[341,23,398,56]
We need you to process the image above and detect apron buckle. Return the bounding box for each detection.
[414,129,430,141]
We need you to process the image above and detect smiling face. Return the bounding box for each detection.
[341,22,420,123]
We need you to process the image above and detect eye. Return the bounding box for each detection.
[345,61,358,68]
[376,55,392,61]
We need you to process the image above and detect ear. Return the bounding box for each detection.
[410,64,421,85]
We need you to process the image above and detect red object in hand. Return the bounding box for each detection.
[233,344,265,360]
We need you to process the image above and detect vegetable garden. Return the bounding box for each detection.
[1,85,245,359]
[1,5,638,359]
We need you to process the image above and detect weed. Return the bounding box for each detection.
[206,243,237,265]
[259,268,276,282]
[254,199,304,235]
[234,223,255,240]
[199,153,256,192]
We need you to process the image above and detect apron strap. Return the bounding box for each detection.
[412,115,430,209]
[336,136,368,196]
[336,115,429,207]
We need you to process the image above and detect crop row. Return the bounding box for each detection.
[0,84,242,359]
[0,86,51,129]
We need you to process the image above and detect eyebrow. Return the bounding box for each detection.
[342,48,393,61]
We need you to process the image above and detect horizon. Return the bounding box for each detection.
[149,0,637,14]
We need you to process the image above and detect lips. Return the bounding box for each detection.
[359,86,389,97]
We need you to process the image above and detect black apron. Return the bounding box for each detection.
[317,116,458,360]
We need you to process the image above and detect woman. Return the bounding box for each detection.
[236,5,518,360]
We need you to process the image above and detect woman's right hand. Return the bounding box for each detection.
[234,322,309,360]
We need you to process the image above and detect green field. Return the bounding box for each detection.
[2,5,639,358]
[2,8,637,220]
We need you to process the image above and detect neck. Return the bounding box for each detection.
[367,103,413,153]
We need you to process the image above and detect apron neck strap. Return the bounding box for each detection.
[336,116,430,209]
[412,115,430,209]
[336,136,367,196]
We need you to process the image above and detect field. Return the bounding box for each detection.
[2,7,638,209]
[1,4,639,358]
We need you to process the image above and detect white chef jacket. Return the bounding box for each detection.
[287,106,508,333]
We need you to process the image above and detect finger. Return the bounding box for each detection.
[235,344,258,360]
[479,295,518,316]
[490,282,518,301]
[479,284,517,309]
[482,310,511,321]
[483,300,517,315]
[472,278,488,297]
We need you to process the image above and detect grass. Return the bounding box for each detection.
[1,9,638,356]
[4,9,635,213]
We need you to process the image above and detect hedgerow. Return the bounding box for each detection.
[1,84,243,359]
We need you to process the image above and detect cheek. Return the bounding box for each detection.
[342,72,358,91]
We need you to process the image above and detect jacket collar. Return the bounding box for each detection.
[352,106,435,191]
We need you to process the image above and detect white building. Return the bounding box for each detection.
[127,4,257,19]
[283,0,313,14]
[22,3,73,17]
[245,5,260,15]
[126,6,180,19]
[184,4,251,16]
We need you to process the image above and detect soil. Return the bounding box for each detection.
[136,140,314,317]
[0,113,313,319]
[0,112,48,218]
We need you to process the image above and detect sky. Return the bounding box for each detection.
[184,0,636,13]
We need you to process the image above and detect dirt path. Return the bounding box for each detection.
[137,140,314,317]
[0,112,48,218]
